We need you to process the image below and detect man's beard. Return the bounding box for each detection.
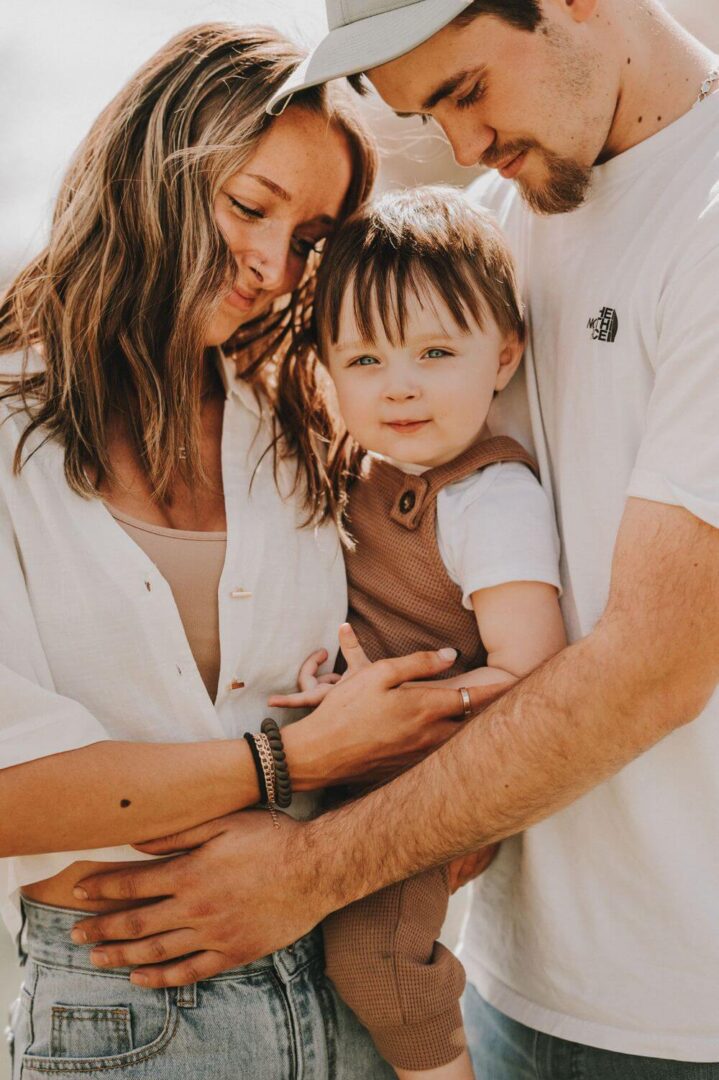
[484,141,593,215]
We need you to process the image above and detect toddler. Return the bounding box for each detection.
[270,187,565,1079]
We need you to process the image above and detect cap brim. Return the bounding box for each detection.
[267,0,473,114]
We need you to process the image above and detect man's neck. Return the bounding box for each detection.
[600,0,716,162]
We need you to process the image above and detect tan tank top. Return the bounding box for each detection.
[108,508,226,701]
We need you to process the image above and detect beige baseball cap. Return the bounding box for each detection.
[267,0,474,115]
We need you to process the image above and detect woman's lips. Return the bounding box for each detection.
[226,286,259,312]
[498,149,528,179]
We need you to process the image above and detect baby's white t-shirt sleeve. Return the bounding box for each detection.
[436,462,562,609]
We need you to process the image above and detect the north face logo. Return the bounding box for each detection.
[587,306,619,343]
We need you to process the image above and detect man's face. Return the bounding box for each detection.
[369,5,618,214]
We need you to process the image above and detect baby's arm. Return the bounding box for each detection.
[440,579,567,692]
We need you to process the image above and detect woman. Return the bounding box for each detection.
[0,23,466,1079]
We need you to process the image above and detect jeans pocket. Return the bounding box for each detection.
[22,962,178,1074]
[50,1003,132,1059]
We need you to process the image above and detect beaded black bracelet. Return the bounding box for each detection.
[243,731,269,804]
[261,717,293,809]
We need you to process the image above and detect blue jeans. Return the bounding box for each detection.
[8,898,395,1079]
[463,983,719,1079]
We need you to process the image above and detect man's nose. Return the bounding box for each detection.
[439,116,496,168]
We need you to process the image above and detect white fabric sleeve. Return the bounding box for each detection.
[0,496,109,770]
[436,462,562,610]
[627,215,719,527]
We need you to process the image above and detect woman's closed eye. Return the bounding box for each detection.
[291,235,325,259]
[227,194,264,220]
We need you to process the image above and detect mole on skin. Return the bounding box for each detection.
[120,799,131,808]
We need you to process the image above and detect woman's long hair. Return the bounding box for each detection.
[0,23,377,523]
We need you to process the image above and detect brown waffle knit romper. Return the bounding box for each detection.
[322,435,536,1072]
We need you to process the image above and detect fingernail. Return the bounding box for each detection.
[73,887,88,900]
[438,647,457,661]
[71,928,87,944]
[92,950,108,965]
[131,973,149,986]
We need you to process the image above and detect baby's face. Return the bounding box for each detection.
[325,285,522,468]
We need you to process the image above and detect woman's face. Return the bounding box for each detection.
[207,106,353,346]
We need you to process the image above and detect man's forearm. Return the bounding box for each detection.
[307,619,712,915]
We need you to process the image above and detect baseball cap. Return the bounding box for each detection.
[267,0,474,115]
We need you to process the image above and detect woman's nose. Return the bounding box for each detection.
[242,231,289,292]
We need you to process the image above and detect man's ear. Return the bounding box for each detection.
[548,0,598,24]
[495,332,524,392]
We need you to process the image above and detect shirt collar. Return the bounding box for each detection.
[216,348,263,418]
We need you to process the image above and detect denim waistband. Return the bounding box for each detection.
[20,897,323,982]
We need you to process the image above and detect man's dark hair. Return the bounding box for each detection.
[347,1,543,94]
[453,1,543,31]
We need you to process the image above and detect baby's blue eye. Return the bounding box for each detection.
[352,355,379,367]
[425,348,449,359]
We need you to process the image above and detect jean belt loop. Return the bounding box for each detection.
[176,983,198,1009]
[16,901,28,968]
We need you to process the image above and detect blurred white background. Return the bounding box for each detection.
[1,2,717,1073]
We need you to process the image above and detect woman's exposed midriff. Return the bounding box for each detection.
[22,860,152,914]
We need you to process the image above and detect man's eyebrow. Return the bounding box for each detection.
[246,173,292,201]
[414,65,487,113]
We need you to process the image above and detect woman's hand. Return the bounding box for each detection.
[283,624,509,789]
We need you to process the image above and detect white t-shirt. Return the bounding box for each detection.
[0,350,347,937]
[403,459,562,605]
[460,93,719,1060]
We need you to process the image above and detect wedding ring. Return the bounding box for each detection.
[459,687,472,718]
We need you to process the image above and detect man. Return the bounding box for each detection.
[72,2,719,1075]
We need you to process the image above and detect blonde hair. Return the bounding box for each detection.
[0,23,377,521]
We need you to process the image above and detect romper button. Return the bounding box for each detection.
[399,490,415,514]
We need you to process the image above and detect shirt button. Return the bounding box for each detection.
[230,587,253,598]
[144,579,152,592]
[399,490,416,514]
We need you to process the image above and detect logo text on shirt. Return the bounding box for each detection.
[587,306,619,343]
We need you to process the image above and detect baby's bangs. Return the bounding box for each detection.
[349,254,488,347]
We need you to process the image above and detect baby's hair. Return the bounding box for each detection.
[313,185,525,355]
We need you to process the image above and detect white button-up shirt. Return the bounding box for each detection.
[0,350,347,936]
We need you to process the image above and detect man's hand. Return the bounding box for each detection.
[447,844,500,893]
[71,812,322,988]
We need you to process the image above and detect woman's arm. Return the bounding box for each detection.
[0,650,485,857]
[0,736,262,857]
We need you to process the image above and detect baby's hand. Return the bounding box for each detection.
[267,648,342,709]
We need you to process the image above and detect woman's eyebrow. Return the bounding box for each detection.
[246,173,292,201]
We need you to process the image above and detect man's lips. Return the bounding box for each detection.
[496,149,529,179]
